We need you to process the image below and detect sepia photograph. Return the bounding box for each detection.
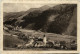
[3,3,77,51]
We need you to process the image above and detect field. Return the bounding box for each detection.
[19,29,76,42]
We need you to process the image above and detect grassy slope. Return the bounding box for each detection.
[3,35,25,48]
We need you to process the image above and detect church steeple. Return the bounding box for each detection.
[43,34,47,45]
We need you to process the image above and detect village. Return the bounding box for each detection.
[17,33,77,50]
[3,25,77,50]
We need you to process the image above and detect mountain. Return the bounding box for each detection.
[4,4,77,36]
[3,5,50,25]
[63,7,77,36]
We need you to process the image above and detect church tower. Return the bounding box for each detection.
[43,34,47,45]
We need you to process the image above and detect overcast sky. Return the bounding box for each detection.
[3,3,57,12]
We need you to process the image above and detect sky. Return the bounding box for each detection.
[3,3,57,12]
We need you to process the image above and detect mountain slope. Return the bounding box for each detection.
[4,4,77,36]
[63,7,77,36]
